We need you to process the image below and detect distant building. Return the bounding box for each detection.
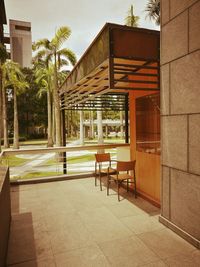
[9,19,32,67]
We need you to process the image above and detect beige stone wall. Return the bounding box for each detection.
[161,0,200,243]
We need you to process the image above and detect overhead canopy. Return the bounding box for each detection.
[59,23,160,111]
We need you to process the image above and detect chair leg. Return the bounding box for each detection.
[134,181,137,198]
[117,180,120,201]
[107,175,110,196]
[100,174,102,191]
[134,171,137,198]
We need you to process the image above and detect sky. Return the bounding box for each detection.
[4,0,159,60]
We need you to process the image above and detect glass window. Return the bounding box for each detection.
[136,93,160,154]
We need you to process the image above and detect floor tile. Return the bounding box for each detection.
[138,228,195,259]
[54,245,110,267]
[139,260,167,267]
[163,249,200,266]
[106,200,146,218]
[78,206,133,242]
[98,235,160,267]
[7,178,199,267]
[49,216,95,254]
[120,214,165,234]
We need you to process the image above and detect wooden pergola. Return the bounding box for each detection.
[59,23,160,111]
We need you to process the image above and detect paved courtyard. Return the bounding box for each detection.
[7,177,200,266]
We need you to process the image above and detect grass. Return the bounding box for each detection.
[3,155,30,167]
[19,139,47,145]
[44,154,95,166]
[11,171,63,181]
[18,137,125,146]
[44,149,116,166]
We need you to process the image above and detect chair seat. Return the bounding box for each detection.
[110,174,133,181]
[97,167,116,175]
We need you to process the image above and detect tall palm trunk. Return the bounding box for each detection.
[79,110,84,145]
[2,86,9,148]
[97,110,103,144]
[89,110,94,139]
[53,52,61,147]
[47,89,53,147]
[13,87,19,149]
[52,102,55,143]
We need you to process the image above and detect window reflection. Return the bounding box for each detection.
[136,93,160,155]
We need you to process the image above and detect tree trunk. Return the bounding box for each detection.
[97,110,103,145]
[13,87,19,149]
[2,86,9,148]
[79,110,84,145]
[47,90,53,147]
[53,53,61,147]
[52,102,55,144]
[89,110,94,139]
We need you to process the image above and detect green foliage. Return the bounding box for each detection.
[32,26,77,68]
[4,155,29,167]
[3,60,29,94]
[12,67,48,138]
[125,5,139,27]
[145,0,160,26]
[0,43,9,64]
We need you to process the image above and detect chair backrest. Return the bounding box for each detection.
[95,153,111,163]
[116,160,136,172]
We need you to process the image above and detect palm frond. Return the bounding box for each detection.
[32,38,51,51]
[51,26,71,49]
[125,5,139,27]
[145,0,160,26]
[57,48,77,66]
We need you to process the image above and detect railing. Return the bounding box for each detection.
[0,144,129,182]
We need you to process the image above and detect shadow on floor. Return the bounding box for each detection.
[96,175,160,216]
[7,186,37,266]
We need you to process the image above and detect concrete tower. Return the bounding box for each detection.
[9,19,32,68]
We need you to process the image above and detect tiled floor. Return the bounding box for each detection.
[7,177,200,267]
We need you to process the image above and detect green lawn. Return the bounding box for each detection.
[43,153,95,166]
[43,149,116,166]
[2,155,30,167]
[11,171,63,181]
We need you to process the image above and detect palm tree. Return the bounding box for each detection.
[97,110,103,144]
[0,44,8,151]
[145,0,160,26]
[33,26,77,147]
[125,5,139,27]
[2,63,9,148]
[89,110,94,139]
[34,62,54,147]
[5,60,28,149]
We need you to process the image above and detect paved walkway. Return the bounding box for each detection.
[7,177,200,266]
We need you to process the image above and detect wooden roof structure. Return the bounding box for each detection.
[59,23,160,111]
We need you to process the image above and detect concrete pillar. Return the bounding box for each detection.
[160,0,200,248]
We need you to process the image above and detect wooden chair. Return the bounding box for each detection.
[107,160,137,201]
[94,153,116,191]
